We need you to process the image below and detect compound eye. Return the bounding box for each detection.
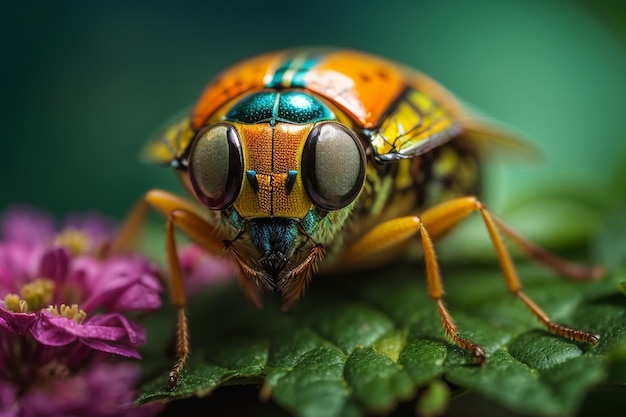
[189,123,243,210]
[301,122,366,211]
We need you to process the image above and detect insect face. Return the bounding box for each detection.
[187,91,367,296]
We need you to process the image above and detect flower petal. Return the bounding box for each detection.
[37,246,71,283]
[0,243,35,294]
[31,311,146,358]
[0,379,17,417]
[0,307,37,335]
[21,362,164,417]
[0,205,56,247]
[82,256,162,313]
[80,314,146,345]
[30,312,78,346]
[179,244,236,295]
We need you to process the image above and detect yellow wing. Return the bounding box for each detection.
[368,76,538,164]
[140,107,195,168]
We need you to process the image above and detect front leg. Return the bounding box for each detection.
[110,189,231,388]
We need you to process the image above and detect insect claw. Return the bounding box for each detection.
[455,335,486,365]
[168,372,178,391]
[471,345,486,365]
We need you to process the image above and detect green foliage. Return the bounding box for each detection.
[138,256,625,416]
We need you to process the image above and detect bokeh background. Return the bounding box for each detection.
[2,0,625,220]
[2,2,626,416]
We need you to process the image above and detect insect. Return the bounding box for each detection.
[111,48,603,388]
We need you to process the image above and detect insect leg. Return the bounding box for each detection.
[164,207,234,388]
[489,215,604,281]
[421,196,603,281]
[109,189,225,255]
[110,190,231,389]
[339,216,486,363]
[163,210,189,389]
[420,196,599,345]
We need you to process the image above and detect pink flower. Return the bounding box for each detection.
[81,256,163,313]
[0,205,163,417]
[5,362,162,417]
[0,205,56,248]
[178,243,236,295]
[32,311,146,358]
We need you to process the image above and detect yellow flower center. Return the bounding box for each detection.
[21,278,55,311]
[45,303,87,323]
[3,280,87,323]
[54,227,91,256]
[4,293,28,313]
[4,278,57,313]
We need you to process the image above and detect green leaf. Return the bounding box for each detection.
[138,257,626,417]
[416,379,450,417]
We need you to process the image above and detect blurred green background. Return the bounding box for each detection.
[1,0,625,220]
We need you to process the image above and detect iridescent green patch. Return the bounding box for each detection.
[226,91,334,125]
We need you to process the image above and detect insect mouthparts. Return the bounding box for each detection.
[259,250,289,277]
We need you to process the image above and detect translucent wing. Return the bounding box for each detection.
[140,107,195,168]
[366,72,538,163]
[457,104,541,162]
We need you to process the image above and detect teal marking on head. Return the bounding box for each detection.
[288,57,319,87]
[227,209,245,232]
[301,209,329,236]
[225,91,334,125]
[266,54,322,88]
[267,63,290,88]
[246,170,260,192]
[285,170,298,194]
